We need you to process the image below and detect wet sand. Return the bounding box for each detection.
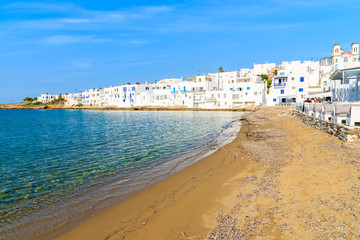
[57,107,360,239]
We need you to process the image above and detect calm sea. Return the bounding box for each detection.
[0,110,244,239]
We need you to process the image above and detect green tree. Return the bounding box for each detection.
[258,74,272,93]
[218,67,224,72]
[23,97,33,102]
[259,74,268,81]
[50,93,66,104]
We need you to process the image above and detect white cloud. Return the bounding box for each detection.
[1,2,82,14]
[40,35,113,45]
[0,2,174,31]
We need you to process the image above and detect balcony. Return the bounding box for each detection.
[205,98,216,102]
[180,89,206,93]
[193,97,203,102]
[274,83,286,88]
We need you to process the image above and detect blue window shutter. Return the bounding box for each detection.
[299,88,303,92]
[273,98,277,102]
[300,77,304,82]
[247,87,250,90]
[281,89,284,94]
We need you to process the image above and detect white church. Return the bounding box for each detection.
[323,42,359,71]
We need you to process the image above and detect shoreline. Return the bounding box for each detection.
[54,115,252,240]
[0,103,256,112]
[0,111,244,240]
[55,106,360,239]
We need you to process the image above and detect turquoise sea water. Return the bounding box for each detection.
[0,110,244,239]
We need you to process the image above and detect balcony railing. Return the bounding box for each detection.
[274,83,286,87]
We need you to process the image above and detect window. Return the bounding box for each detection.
[300,77,304,82]
[247,87,250,90]
[344,56,349,63]
[254,92,258,95]
[218,94,220,98]
[145,87,149,90]
[355,47,358,53]
[299,88,303,92]
[281,89,284,94]
[291,77,295,80]
[224,94,226,98]
[273,98,277,102]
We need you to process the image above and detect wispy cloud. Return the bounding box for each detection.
[125,40,152,45]
[1,2,81,14]
[70,61,94,69]
[40,35,113,45]
[1,2,174,30]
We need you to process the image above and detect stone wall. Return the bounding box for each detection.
[292,110,360,142]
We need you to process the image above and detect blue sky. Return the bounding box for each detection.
[0,0,359,103]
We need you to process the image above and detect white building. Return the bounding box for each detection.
[267,60,332,106]
[38,93,58,103]
[205,70,266,108]
[63,93,82,107]
[253,62,277,76]
[110,84,153,107]
[323,42,360,72]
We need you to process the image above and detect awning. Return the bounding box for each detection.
[330,67,360,80]
[307,92,332,98]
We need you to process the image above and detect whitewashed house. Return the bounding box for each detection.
[38,93,58,103]
[267,61,331,106]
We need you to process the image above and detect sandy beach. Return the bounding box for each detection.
[56,107,360,239]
